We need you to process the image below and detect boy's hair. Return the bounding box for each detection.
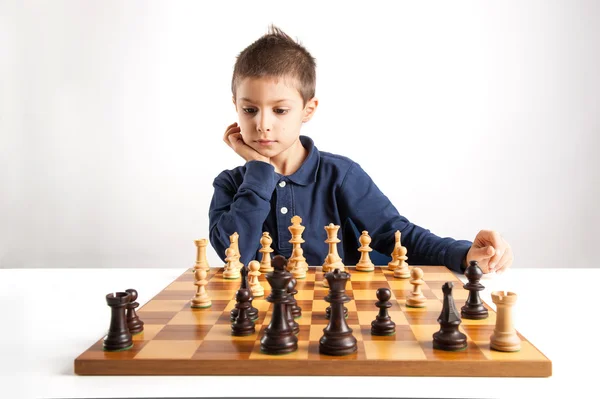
[231,24,316,106]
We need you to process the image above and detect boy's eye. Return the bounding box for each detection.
[243,108,257,114]
[242,108,289,115]
[275,109,289,115]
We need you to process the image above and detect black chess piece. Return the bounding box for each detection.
[231,266,258,321]
[286,279,300,334]
[260,255,298,355]
[433,282,467,351]
[288,278,302,319]
[325,302,348,319]
[125,288,144,334]
[103,292,133,351]
[371,288,396,336]
[461,261,489,320]
[231,289,256,336]
[319,269,357,356]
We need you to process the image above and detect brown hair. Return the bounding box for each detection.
[231,24,316,106]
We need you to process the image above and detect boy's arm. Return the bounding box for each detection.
[209,161,277,265]
[338,162,472,273]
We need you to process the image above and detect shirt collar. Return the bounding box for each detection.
[280,135,319,186]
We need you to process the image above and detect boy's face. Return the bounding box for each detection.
[233,76,317,160]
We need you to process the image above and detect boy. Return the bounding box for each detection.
[209,26,513,274]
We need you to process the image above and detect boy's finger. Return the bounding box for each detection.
[488,247,506,272]
[494,247,513,274]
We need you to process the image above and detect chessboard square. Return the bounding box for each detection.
[207,290,237,300]
[400,299,443,312]
[363,341,427,360]
[297,273,316,282]
[295,299,313,312]
[296,311,313,325]
[356,311,408,326]
[249,340,309,360]
[410,324,442,342]
[140,300,189,312]
[420,272,458,281]
[132,324,164,341]
[309,324,325,341]
[349,270,387,281]
[386,280,413,290]
[421,340,488,361]
[192,340,254,360]
[164,281,194,291]
[460,311,496,326]
[136,311,177,325]
[203,324,260,341]
[477,341,547,361]
[167,308,222,325]
[294,290,314,300]
[251,298,272,311]
[350,281,392,291]
[404,310,442,325]
[154,324,212,341]
[135,340,202,359]
[352,290,384,301]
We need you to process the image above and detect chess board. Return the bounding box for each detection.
[74,266,552,377]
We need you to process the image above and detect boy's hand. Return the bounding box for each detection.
[465,230,513,274]
[223,122,270,164]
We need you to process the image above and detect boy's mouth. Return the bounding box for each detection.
[257,139,276,145]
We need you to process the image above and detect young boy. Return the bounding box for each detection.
[209,26,513,274]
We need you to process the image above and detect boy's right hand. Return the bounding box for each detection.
[223,122,270,164]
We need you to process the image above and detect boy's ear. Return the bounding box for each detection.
[302,98,319,123]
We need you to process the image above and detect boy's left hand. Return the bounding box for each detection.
[465,230,513,274]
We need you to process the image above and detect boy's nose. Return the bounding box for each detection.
[257,114,272,133]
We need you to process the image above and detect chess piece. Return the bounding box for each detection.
[406,267,426,308]
[291,246,307,279]
[393,237,410,279]
[288,277,302,319]
[461,261,488,319]
[260,255,298,355]
[125,288,144,334]
[355,231,375,272]
[433,282,467,351]
[287,215,307,272]
[388,230,401,270]
[490,291,521,352]
[259,232,274,272]
[322,223,345,288]
[229,232,243,270]
[103,292,133,351]
[285,282,300,335]
[193,238,210,271]
[191,268,212,308]
[248,260,264,297]
[319,268,357,356]
[230,266,258,321]
[223,247,241,279]
[371,288,396,336]
[231,289,255,336]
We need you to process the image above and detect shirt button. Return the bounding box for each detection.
[278,181,286,188]
[280,207,288,214]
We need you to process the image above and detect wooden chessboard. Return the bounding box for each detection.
[74,266,552,377]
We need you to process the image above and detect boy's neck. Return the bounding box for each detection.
[270,138,308,176]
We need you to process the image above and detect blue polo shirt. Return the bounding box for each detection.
[209,136,471,273]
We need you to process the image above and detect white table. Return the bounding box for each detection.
[0,268,597,399]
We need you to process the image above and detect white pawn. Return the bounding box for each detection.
[406,267,426,308]
[248,260,264,297]
[393,244,410,279]
[191,268,211,308]
[259,232,274,272]
[223,247,241,279]
[355,231,375,272]
[291,247,307,279]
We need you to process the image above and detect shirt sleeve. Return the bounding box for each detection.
[208,160,278,265]
[337,162,471,273]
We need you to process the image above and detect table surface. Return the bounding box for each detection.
[1,267,598,399]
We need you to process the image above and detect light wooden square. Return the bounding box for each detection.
[135,340,202,359]
[140,300,188,312]
[168,309,222,325]
[363,341,427,360]
[132,324,164,341]
[164,281,194,291]
[295,290,315,300]
[476,341,547,361]
[400,299,443,312]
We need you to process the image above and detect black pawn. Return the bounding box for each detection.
[461,261,489,320]
[103,292,133,351]
[231,289,255,336]
[231,266,258,321]
[125,288,144,334]
[260,255,298,355]
[288,278,302,319]
[319,269,357,356]
[433,282,467,351]
[371,288,396,336]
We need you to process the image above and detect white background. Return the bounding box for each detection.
[1,0,599,269]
